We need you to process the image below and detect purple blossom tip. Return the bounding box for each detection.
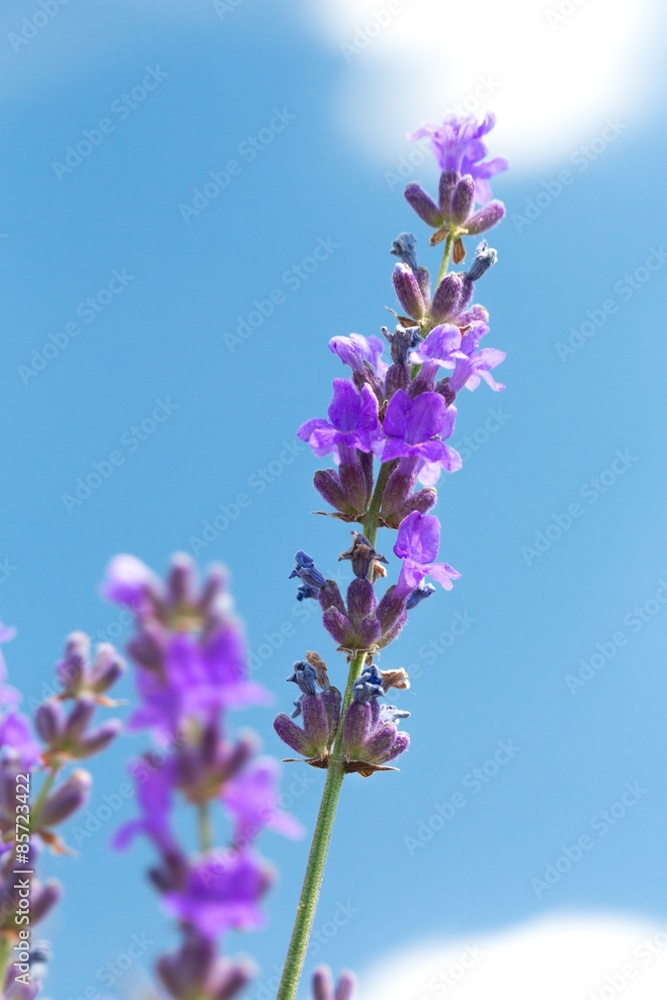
[409,111,508,204]
[101,553,158,609]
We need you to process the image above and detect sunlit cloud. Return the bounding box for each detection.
[303,0,663,171]
[361,913,667,999]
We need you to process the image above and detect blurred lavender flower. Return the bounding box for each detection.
[311,965,356,1000]
[0,625,122,994]
[103,552,302,1000]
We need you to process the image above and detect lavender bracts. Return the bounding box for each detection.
[0,625,122,995]
[102,553,302,1000]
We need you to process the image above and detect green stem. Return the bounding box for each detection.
[363,460,394,549]
[198,802,213,853]
[0,934,10,987]
[276,460,395,1000]
[30,766,59,830]
[436,230,457,285]
[275,648,366,1000]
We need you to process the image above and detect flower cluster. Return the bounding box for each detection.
[275,111,507,776]
[102,553,303,1000]
[0,623,122,998]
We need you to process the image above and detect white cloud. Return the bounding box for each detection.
[361,913,667,999]
[303,0,663,171]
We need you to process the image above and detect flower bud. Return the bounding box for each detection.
[313,470,355,515]
[465,199,505,235]
[90,644,125,694]
[56,631,90,696]
[450,175,475,226]
[345,579,377,625]
[338,460,369,514]
[430,273,462,323]
[438,169,459,215]
[374,587,407,647]
[403,184,442,228]
[38,769,92,827]
[63,695,96,743]
[384,362,409,399]
[466,240,498,282]
[392,263,425,320]
[212,959,257,1000]
[75,719,122,758]
[166,552,197,607]
[34,700,64,746]
[156,932,216,999]
[30,880,61,925]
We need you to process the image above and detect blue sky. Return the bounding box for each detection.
[3,1,667,998]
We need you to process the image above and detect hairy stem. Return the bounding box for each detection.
[277,460,394,999]
[275,648,366,1000]
[436,230,457,285]
[363,460,394,550]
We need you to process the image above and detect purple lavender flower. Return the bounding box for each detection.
[297,379,382,460]
[393,511,460,596]
[0,623,19,709]
[100,552,160,609]
[105,553,301,998]
[341,665,410,775]
[274,659,342,765]
[114,756,178,855]
[157,929,255,1000]
[329,334,385,377]
[382,389,461,480]
[450,322,506,393]
[409,112,509,204]
[0,708,40,770]
[222,758,304,843]
[164,850,273,939]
